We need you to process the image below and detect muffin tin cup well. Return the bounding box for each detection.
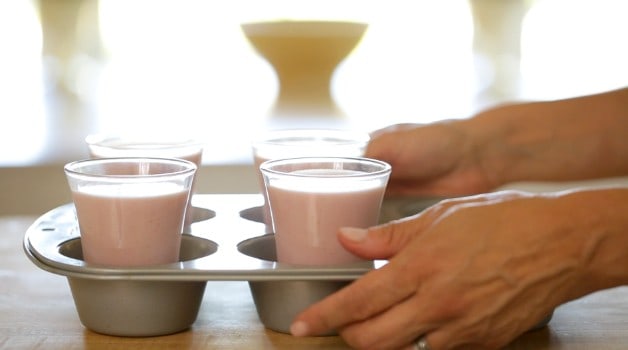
[23,194,553,337]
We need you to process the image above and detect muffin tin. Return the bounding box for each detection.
[23,194,401,336]
[23,194,552,337]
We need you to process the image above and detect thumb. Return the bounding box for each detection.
[339,194,494,259]
[338,217,423,260]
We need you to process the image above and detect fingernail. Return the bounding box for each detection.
[340,227,368,242]
[290,321,309,337]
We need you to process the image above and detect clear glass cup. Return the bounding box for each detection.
[251,129,370,232]
[85,134,204,230]
[64,157,197,267]
[260,156,390,266]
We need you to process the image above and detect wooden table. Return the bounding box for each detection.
[2,216,628,349]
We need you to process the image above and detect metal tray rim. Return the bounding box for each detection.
[24,194,389,281]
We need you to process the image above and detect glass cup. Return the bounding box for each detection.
[85,134,204,230]
[251,129,370,232]
[260,156,390,266]
[64,157,197,267]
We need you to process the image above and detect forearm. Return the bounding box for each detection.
[462,87,628,187]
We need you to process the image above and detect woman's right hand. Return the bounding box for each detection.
[369,88,628,198]
[366,122,497,197]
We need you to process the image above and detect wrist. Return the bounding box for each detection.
[461,88,628,186]
[457,103,530,189]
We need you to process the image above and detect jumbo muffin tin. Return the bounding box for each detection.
[23,194,441,336]
[23,194,551,337]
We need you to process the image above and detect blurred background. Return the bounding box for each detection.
[1,0,627,214]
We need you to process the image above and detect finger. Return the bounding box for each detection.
[337,195,480,260]
[417,324,471,350]
[291,257,421,337]
[423,323,495,350]
[366,127,417,166]
[338,292,439,350]
[384,180,445,197]
[423,192,518,219]
[338,217,428,260]
[369,123,421,139]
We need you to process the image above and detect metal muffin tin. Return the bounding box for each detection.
[23,194,552,337]
[22,194,413,336]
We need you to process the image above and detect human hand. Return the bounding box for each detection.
[366,122,497,197]
[290,190,598,349]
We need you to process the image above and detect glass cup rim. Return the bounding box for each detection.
[85,133,203,151]
[64,157,197,180]
[259,156,391,178]
[252,128,370,148]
